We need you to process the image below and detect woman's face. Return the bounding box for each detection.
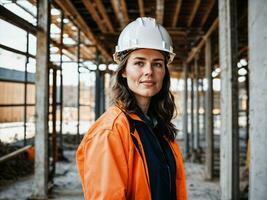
[122,48,166,105]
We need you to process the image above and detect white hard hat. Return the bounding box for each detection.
[113,17,175,64]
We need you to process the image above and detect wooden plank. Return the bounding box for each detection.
[138,0,145,17]
[187,0,201,27]
[172,0,182,27]
[110,0,129,28]
[54,0,112,62]
[186,18,218,64]
[156,0,164,24]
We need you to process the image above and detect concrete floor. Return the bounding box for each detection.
[0,149,220,200]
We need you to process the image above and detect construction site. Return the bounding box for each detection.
[0,0,266,199]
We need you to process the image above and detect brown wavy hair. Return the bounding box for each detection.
[112,52,177,141]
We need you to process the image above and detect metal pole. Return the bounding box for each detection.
[24,32,29,146]
[182,62,189,158]
[77,29,81,144]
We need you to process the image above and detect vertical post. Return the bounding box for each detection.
[52,66,57,174]
[204,37,214,180]
[190,67,194,157]
[24,32,29,146]
[219,0,239,199]
[32,0,50,198]
[59,11,64,152]
[194,56,200,152]
[95,50,101,120]
[182,62,189,157]
[100,70,105,114]
[77,29,81,143]
[249,0,267,198]
[200,79,206,144]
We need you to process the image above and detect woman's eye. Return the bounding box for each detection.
[134,61,144,66]
[153,63,163,68]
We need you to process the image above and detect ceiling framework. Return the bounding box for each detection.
[54,0,112,62]
[82,0,114,33]
[18,0,247,78]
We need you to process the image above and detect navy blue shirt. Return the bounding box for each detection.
[134,113,177,200]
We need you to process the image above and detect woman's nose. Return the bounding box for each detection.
[143,63,153,75]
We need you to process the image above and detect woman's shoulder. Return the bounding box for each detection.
[83,106,129,140]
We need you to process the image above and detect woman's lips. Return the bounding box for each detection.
[140,80,155,86]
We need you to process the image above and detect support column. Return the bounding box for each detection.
[77,29,81,143]
[182,62,189,157]
[194,56,200,151]
[249,0,267,198]
[95,50,101,120]
[32,0,50,198]
[190,68,194,157]
[99,70,105,114]
[59,11,64,153]
[204,37,214,180]
[24,32,29,146]
[219,0,239,199]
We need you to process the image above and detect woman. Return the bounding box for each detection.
[76,17,187,200]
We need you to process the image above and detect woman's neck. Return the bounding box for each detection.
[135,96,151,115]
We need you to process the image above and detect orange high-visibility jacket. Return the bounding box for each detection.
[76,106,187,200]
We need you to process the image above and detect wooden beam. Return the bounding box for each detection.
[156,0,164,24]
[186,18,218,64]
[54,0,112,62]
[172,0,182,27]
[82,0,106,33]
[188,0,201,27]
[110,0,129,28]
[138,0,145,17]
[200,0,215,26]
[82,0,114,33]
[95,0,114,32]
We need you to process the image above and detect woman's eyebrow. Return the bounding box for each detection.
[133,57,164,62]
[133,57,146,60]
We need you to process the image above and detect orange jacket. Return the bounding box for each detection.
[76,106,187,200]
